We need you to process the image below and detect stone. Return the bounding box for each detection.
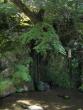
[2,87,16,97]
[77,109,82,110]
[0,81,16,97]
[22,81,34,91]
[12,104,26,110]
[0,68,12,78]
[28,105,43,110]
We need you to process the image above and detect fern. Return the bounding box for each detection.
[0,2,18,15]
[12,64,32,85]
[20,22,66,55]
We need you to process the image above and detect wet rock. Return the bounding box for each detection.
[28,105,43,110]
[12,104,26,110]
[37,81,50,91]
[16,81,34,93]
[13,103,44,110]
[77,109,82,110]
[12,102,29,110]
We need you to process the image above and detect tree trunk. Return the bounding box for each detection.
[4,0,8,3]
[78,46,83,84]
[10,0,44,23]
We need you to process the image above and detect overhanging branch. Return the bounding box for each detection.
[10,0,44,23]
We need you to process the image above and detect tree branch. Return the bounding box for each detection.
[10,0,44,23]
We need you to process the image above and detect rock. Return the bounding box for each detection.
[1,86,16,97]
[0,55,14,78]
[23,85,29,91]
[28,105,43,110]
[22,81,34,91]
[12,104,26,110]
[77,109,82,110]
[12,101,30,110]
[26,82,34,91]
[1,68,12,78]
[16,81,34,93]
[37,81,50,91]
[0,80,16,97]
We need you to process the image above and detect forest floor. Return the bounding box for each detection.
[0,88,83,110]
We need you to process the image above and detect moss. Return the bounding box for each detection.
[20,22,66,55]
[12,64,32,86]
[0,80,13,95]
[46,54,74,88]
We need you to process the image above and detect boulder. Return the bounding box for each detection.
[28,105,43,110]
[0,80,16,97]
[0,86,16,97]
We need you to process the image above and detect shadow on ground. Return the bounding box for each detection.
[0,88,83,110]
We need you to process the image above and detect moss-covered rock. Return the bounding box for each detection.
[45,54,73,88]
[0,80,16,97]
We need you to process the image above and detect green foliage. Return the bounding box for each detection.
[0,34,13,53]
[0,2,25,32]
[12,64,32,85]
[0,80,13,95]
[44,0,75,22]
[0,0,82,91]
[55,72,71,88]
[0,2,18,15]
[79,84,83,92]
[71,58,78,70]
[46,54,73,88]
[0,2,18,27]
[43,0,83,46]
[20,22,66,55]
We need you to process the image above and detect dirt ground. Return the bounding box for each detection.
[0,88,83,110]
